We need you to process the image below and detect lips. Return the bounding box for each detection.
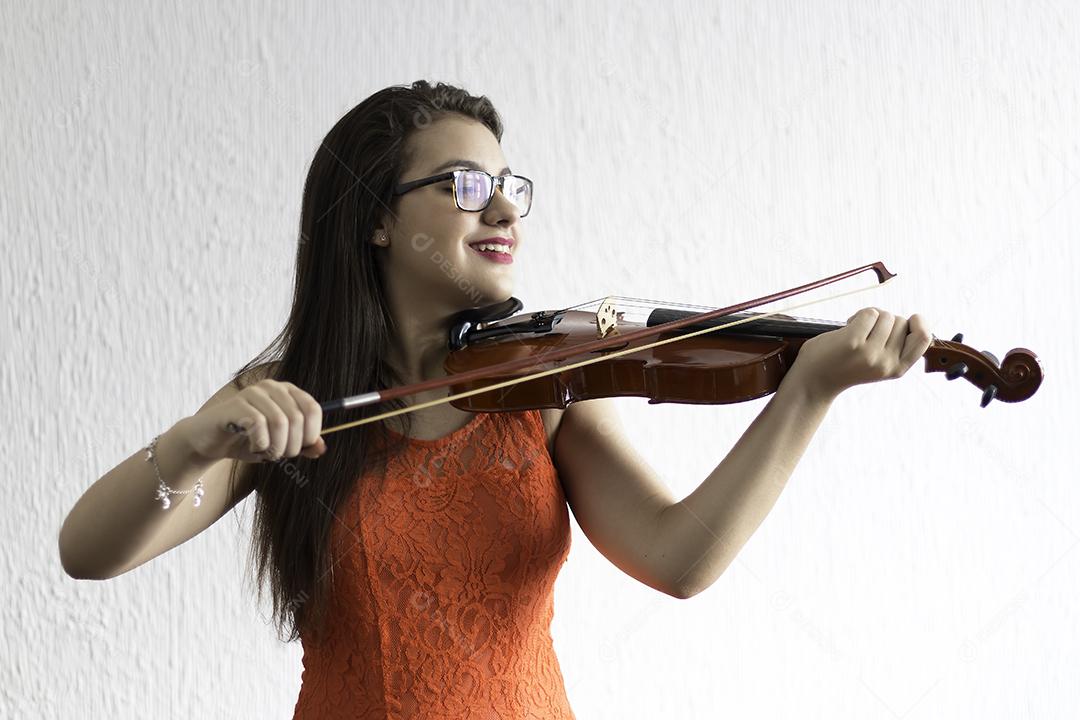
[467,236,515,250]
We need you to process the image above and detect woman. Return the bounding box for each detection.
[58,80,933,718]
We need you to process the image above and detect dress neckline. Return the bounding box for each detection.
[382,411,489,447]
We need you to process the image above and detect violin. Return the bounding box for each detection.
[318,261,1043,436]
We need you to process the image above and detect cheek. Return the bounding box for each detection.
[388,232,470,277]
[384,202,475,271]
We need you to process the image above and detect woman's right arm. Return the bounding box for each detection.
[58,367,326,580]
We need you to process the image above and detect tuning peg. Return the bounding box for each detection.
[945,362,968,380]
[980,350,1000,368]
[981,384,998,408]
[951,332,964,343]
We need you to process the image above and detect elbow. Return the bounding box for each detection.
[59,547,93,580]
[58,536,93,580]
[669,566,726,600]
[654,504,728,600]
[663,573,699,600]
[62,564,104,581]
[671,579,711,600]
[58,526,110,581]
[670,582,699,600]
[60,550,113,581]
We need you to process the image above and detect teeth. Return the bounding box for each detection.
[472,242,511,254]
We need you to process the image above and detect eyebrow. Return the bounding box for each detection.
[429,158,511,176]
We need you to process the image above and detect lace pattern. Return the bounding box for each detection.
[292,409,575,719]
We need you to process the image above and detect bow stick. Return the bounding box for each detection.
[314,261,898,436]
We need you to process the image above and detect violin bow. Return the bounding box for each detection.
[317,260,1039,436]
[317,262,889,435]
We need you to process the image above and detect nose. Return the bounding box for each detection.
[484,185,522,223]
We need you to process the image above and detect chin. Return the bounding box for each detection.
[427,252,513,306]
[467,278,515,308]
[472,286,514,308]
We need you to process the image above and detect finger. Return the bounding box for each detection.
[300,441,326,459]
[847,306,872,324]
[865,308,896,350]
[224,414,257,436]
[907,312,932,344]
[883,314,909,366]
[261,382,306,458]
[218,410,259,458]
[285,382,325,452]
[847,307,880,341]
[226,398,270,456]
[900,313,934,368]
[244,386,291,458]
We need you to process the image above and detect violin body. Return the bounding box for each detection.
[444,309,810,411]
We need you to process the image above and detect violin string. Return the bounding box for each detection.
[610,295,846,324]
[560,294,838,325]
[320,275,895,435]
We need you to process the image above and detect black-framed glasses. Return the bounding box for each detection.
[392,169,533,217]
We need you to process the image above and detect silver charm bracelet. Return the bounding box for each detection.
[145,434,205,509]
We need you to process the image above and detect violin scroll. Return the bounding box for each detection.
[924,332,1043,407]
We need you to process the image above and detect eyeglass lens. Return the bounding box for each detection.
[455,171,531,215]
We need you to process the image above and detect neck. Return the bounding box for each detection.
[381,290,463,385]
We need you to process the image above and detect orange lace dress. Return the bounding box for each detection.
[291,409,576,719]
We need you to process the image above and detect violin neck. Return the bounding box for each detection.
[646,308,844,338]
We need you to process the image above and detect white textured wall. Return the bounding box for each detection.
[5,1,1078,717]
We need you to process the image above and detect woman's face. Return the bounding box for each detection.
[376,114,524,312]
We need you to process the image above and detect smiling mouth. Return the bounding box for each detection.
[467,241,514,264]
[467,240,513,255]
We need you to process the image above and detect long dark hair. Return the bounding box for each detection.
[225,80,505,644]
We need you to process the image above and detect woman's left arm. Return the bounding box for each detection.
[552,375,833,600]
[657,372,835,599]
[553,307,931,599]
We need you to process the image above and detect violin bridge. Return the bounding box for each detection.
[595,297,619,337]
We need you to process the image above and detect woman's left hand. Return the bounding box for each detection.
[786,306,935,401]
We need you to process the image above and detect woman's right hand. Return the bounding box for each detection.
[179,379,327,463]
